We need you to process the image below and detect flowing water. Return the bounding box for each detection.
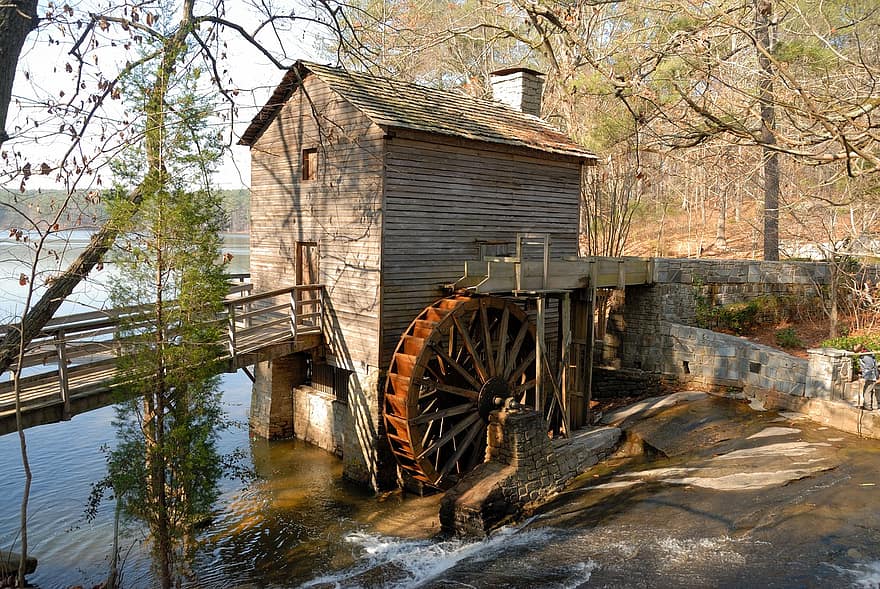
[3,235,880,587]
[7,389,880,588]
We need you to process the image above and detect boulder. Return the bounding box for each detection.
[0,550,37,575]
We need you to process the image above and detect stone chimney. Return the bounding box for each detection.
[490,67,545,117]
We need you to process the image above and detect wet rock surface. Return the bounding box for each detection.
[518,394,880,588]
[0,551,36,577]
[303,393,880,588]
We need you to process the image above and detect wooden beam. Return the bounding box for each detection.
[56,330,70,421]
[560,292,571,435]
[536,296,545,414]
[585,287,595,426]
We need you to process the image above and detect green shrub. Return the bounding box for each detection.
[775,328,803,348]
[715,300,761,334]
[693,290,819,336]
[820,335,880,352]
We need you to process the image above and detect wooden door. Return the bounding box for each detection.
[296,242,319,328]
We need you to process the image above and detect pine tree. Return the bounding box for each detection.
[103,59,229,588]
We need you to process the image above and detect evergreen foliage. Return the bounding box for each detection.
[97,51,231,588]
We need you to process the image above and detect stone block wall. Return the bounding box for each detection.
[292,387,345,457]
[606,259,830,374]
[592,367,666,399]
[250,355,307,439]
[441,405,620,536]
[627,258,828,330]
[628,320,809,395]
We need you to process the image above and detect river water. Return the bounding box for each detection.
[3,235,880,587]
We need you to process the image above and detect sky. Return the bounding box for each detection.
[4,0,329,192]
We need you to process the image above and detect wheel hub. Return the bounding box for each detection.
[478,377,511,421]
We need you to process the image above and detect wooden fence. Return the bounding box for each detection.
[0,277,323,434]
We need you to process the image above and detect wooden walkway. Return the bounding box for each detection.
[0,280,324,435]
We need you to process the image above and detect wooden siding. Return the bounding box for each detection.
[380,131,583,366]
[250,76,385,368]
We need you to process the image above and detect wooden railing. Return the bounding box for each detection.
[0,279,324,430]
[225,283,323,356]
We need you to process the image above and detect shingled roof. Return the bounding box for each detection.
[239,61,596,161]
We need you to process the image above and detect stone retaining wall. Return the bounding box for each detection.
[605,260,828,365]
[626,320,809,396]
[440,404,620,536]
[592,367,666,399]
[650,258,829,326]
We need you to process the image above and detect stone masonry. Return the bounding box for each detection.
[250,354,308,439]
[605,258,829,365]
[440,402,620,537]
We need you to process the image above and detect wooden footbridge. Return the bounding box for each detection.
[0,278,324,436]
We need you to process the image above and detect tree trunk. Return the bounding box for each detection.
[716,193,728,249]
[756,0,780,261]
[0,0,193,379]
[0,0,38,147]
[0,195,140,376]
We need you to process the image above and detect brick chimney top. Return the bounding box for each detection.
[489,68,545,117]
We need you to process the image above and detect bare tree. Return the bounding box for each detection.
[0,2,365,584]
[0,0,38,148]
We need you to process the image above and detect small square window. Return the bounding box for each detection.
[302,148,318,181]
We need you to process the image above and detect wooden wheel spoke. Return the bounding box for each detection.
[508,349,536,383]
[449,315,489,384]
[495,305,510,377]
[504,320,531,379]
[479,300,495,377]
[417,412,481,460]
[411,401,476,425]
[511,378,536,395]
[437,420,485,479]
[466,425,487,470]
[416,376,479,401]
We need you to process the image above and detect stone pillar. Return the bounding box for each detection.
[250,354,308,439]
[486,405,555,472]
[806,348,851,401]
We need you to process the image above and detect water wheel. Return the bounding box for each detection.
[383,295,538,489]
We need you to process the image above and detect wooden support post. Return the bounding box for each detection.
[227,305,237,357]
[535,296,545,415]
[585,287,596,425]
[290,289,302,339]
[56,330,71,420]
[571,288,591,429]
[560,292,571,435]
[617,259,626,290]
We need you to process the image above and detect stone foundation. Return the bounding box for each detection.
[440,404,620,536]
[250,354,308,439]
[592,367,666,399]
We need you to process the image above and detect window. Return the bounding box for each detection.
[302,147,318,181]
[311,361,351,405]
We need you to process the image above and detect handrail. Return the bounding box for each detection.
[0,281,324,421]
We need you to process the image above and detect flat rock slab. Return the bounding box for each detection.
[747,426,801,439]
[442,425,622,536]
[0,551,37,575]
[601,392,708,427]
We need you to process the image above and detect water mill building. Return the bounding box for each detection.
[239,61,598,490]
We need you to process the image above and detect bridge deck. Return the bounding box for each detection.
[0,282,324,436]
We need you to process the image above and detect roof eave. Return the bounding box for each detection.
[380,123,598,162]
[238,61,311,147]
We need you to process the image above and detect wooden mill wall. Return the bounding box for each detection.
[249,76,384,370]
[380,130,583,367]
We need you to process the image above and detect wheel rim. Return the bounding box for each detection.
[384,295,537,489]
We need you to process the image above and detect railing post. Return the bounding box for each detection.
[318,286,324,335]
[56,330,71,420]
[290,290,299,337]
[227,305,237,357]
